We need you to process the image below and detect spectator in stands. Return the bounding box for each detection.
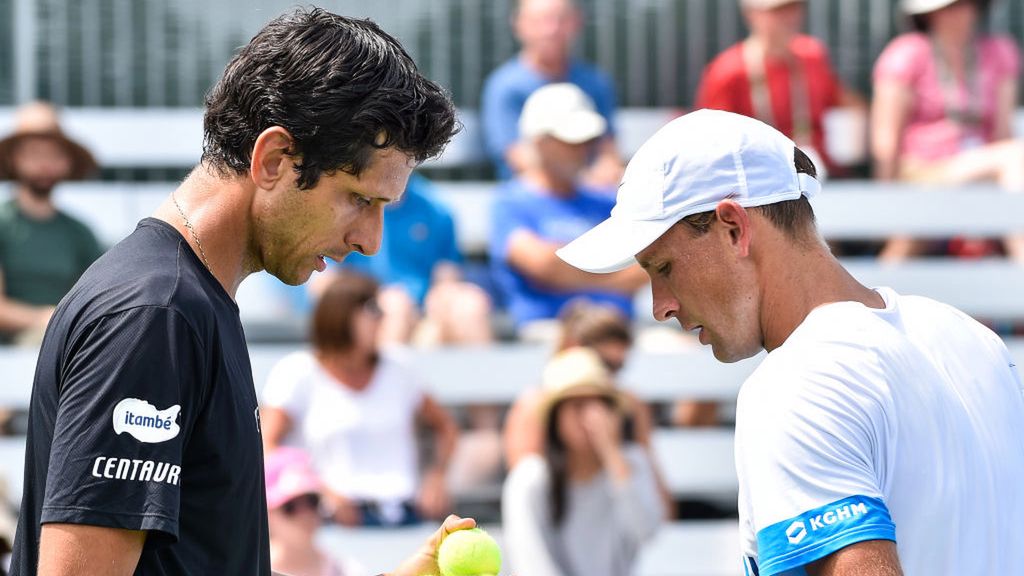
[0,101,102,345]
[503,301,674,517]
[266,448,367,576]
[872,0,1024,261]
[502,347,663,576]
[337,173,492,347]
[481,0,623,185]
[695,0,865,176]
[489,83,648,340]
[261,271,459,527]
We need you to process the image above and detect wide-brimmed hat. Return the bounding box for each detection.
[0,101,98,180]
[538,347,628,423]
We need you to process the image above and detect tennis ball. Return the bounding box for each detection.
[437,527,502,576]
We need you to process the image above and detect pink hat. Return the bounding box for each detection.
[265,447,322,510]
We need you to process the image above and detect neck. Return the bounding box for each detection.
[758,236,884,352]
[932,28,974,63]
[521,50,569,78]
[748,33,792,60]
[14,185,56,220]
[152,165,259,298]
[521,168,576,197]
[317,349,376,389]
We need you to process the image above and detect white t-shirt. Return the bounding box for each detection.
[261,351,426,504]
[736,287,1024,575]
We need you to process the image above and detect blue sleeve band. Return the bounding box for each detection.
[755,495,897,575]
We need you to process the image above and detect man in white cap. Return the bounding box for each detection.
[558,109,1024,574]
[489,83,647,339]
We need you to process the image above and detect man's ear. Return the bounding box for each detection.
[715,200,752,258]
[250,126,295,190]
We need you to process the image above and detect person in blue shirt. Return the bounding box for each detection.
[342,173,492,346]
[481,0,623,184]
[489,84,646,338]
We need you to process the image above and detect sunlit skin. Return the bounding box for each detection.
[744,2,806,51]
[11,136,73,197]
[514,0,582,76]
[153,127,415,297]
[249,140,414,287]
[927,0,978,47]
[634,200,882,363]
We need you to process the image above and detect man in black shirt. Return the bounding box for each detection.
[11,8,464,575]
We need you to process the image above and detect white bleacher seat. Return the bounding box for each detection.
[317,521,743,576]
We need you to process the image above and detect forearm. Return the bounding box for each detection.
[0,297,50,332]
[428,419,458,473]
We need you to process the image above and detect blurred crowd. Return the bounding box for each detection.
[1,0,1022,573]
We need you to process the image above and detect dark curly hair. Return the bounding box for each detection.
[202,7,459,189]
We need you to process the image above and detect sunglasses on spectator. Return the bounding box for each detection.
[281,493,320,516]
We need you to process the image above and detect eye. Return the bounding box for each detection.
[352,193,372,208]
[656,262,671,278]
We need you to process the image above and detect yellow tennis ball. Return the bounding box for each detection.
[437,528,502,576]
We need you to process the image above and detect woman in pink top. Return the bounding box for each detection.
[871,0,1024,260]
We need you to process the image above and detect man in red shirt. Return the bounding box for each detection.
[695,0,863,173]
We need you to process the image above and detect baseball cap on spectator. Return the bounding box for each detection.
[900,0,960,14]
[265,447,321,510]
[519,83,607,144]
[538,347,627,421]
[556,109,821,274]
[740,0,805,8]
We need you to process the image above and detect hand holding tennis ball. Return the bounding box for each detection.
[437,528,502,576]
[389,515,502,576]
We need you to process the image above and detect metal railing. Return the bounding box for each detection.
[2,0,1024,108]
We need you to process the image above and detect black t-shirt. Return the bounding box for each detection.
[11,218,271,575]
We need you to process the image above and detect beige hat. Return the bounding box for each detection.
[519,83,607,144]
[538,347,627,422]
[0,101,98,181]
[741,0,805,9]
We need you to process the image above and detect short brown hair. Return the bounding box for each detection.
[310,270,379,352]
[557,301,633,351]
[679,146,818,239]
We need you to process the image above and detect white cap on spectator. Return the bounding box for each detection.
[519,83,607,144]
[556,109,821,274]
[900,0,958,14]
[740,0,805,9]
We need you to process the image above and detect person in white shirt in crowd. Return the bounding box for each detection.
[557,109,1024,575]
[261,271,459,527]
[265,447,367,576]
[502,347,663,576]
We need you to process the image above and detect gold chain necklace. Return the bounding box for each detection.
[171,190,214,275]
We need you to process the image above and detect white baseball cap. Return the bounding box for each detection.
[741,0,805,9]
[519,83,607,144]
[556,109,821,273]
[900,0,959,14]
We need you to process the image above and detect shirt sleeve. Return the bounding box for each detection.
[41,306,209,545]
[873,33,928,86]
[501,457,567,576]
[735,352,897,576]
[481,69,523,174]
[487,192,531,264]
[261,353,312,420]
[589,70,618,136]
[990,36,1021,79]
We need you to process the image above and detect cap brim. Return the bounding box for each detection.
[557,215,676,273]
[550,111,607,144]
